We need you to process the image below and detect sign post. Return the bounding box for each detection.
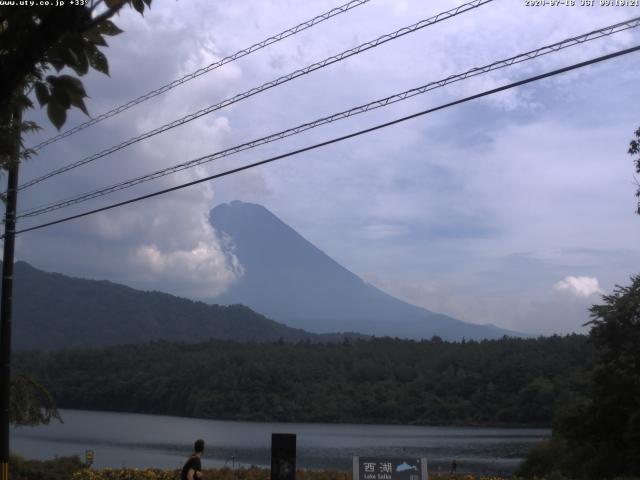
[353,457,428,480]
[271,433,296,480]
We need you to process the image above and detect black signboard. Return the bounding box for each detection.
[271,433,296,480]
[353,457,427,480]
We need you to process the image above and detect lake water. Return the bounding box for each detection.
[11,409,549,476]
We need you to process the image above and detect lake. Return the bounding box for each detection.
[11,409,549,476]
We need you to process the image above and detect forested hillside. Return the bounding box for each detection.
[6,261,360,349]
[17,335,592,426]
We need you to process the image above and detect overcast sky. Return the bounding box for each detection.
[10,0,640,335]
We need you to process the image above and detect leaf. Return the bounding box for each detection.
[84,29,108,47]
[61,46,88,76]
[55,45,79,71]
[72,49,89,76]
[95,20,123,36]
[65,36,89,75]
[131,0,144,15]
[88,48,109,76]
[66,47,79,66]
[49,58,65,72]
[45,40,85,75]
[45,44,63,60]
[52,75,90,117]
[45,45,66,72]
[16,93,33,110]
[47,77,72,109]
[57,75,86,97]
[47,100,67,130]
[34,82,50,106]
[50,85,71,109]
[70,96,89,117]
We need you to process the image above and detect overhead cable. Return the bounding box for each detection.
[18,0,493,192]
[29,0,374,152]
[16,16,640,219]
[10,44,640,237]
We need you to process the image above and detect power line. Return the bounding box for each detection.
[16,16,640,219]
[17,0,493,192]
[29,0,373,153]
[10,44,640,238]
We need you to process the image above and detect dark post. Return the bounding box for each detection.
[271,433,296,480]
[0,107,21,480]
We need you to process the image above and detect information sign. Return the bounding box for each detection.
[353,457,427,480]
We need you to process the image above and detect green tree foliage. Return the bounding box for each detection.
[9,373,60,426]
[16,335,592,427]
[516,437,571,479]
[0,0,152,169]
[629,127,640,215]
[580,275,640,478]
[521,276,640,479]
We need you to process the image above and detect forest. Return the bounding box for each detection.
[16,334,592,427]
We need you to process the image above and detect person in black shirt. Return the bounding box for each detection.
[181,439,204,480]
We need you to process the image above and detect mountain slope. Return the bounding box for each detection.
[6,261,348,350]
[211,201,519,340]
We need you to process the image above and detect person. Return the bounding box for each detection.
[181,439,205,480]
[450,459,457,475]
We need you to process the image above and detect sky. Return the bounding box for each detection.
[9,0,640,335]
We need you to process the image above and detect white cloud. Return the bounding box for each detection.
[554,276,604,298]
[133,240,243,298]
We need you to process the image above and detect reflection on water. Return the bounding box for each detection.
[11,409,549,475]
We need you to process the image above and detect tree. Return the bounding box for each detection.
[1,2,152,474]
[1,0,152,161]
[9,373,60,427]
[582,275,640,477]
[520,275,640,479]
[628,127,640,215]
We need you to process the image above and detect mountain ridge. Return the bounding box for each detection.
[4,261,363,351]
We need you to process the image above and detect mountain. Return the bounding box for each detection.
[211,201,520,340]
[6,261,356,351]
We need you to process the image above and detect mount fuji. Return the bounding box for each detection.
[210,201,520,340]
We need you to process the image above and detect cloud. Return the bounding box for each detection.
[360,223,409,240]
[15,190,244,300]
[554,276,604,298]
[133,240,243,299]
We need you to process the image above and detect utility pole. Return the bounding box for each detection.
[0,106,22,480]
